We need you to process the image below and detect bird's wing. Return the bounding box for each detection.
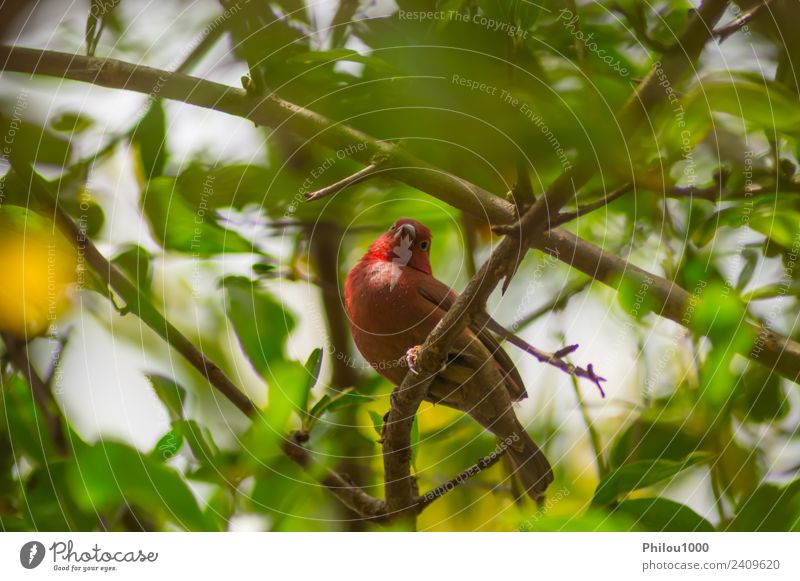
[416,276,528,401]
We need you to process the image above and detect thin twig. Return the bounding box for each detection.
[415,447,507,510]
[714,0,775,42]
[551,182,633,227]
[477,311,606,397]
[304,160,384,202]
[568,369,607,478]
[511,278,591,330]
[612,2,676,54]
[283,432,387,522]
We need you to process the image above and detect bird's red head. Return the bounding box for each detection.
[364,218,433,275]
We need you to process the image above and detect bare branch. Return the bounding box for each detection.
[305,160,385,202]
[551,182,633,227]
[283,432,387,522]
[715,0,775,42]
[475,312,606,397]
[415,447,507,510]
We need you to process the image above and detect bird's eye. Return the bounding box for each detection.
[419,240,429,251]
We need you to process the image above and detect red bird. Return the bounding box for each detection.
[345,218,553,499]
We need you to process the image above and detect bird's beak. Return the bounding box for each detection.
[394,223,416,243]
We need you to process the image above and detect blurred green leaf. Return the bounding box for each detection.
[287,49,400,74]
[68,440,217,531]
[0,376,55,464]
[303,388,372,433]
[150,428,183,461]
[0,114,72,166]
[222,276,296,378]
[142,177,253,255]
[133,101,168,179]
[174,419,221,473]
[50,111,94,134]
[112,244,153,291]
[732,365,788,423]
[610,419,701,469]
[696,75,800,132]
[176,163,271,210]
[24,461,97,531]
[147,374,186,421]
[519,507,638,532]
[728,479,800,531]
[368,409,384,437]
[593,453,708,505]
[300,348,323,412]
[614,498,714,532]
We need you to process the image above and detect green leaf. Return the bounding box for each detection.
[147,374,186,421]
[247,456,309,525]
[593,453,708,505]
[614,498,714,532]
[368,410,384,437]
[728,479,800,531]
[112,244,153,290]
[68,440,217,531]
[519,507,638,532]
[150,428,184,461]
[736,249,758,291]
[742,282,800,301]
[50,111,94,134]
[176,163,272,210]
[287,49,400,74]
[303,388,372,433]
[86,0,120,56]
[732,365,788,423]
[610,419,701,469]
[222,276,296,377]
[174,419,221,472]
[0,114,72,166]
[300,348,323,413]
[142,177,253,255]
[697,75,800,132]
[133,101,168,178]
[0,376,56,463]
[244,361,309,461]
[24,461,96,531]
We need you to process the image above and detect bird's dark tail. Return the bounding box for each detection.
[502,420,553,501]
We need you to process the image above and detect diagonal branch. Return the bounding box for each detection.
[10,159,257,417]
[714,0,776,42]
[283,431,387,522]
[305,159,386,202]
[1,332,68,455]
[415,445,507,510]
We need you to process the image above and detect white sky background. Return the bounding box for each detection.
[3,0,800,527]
